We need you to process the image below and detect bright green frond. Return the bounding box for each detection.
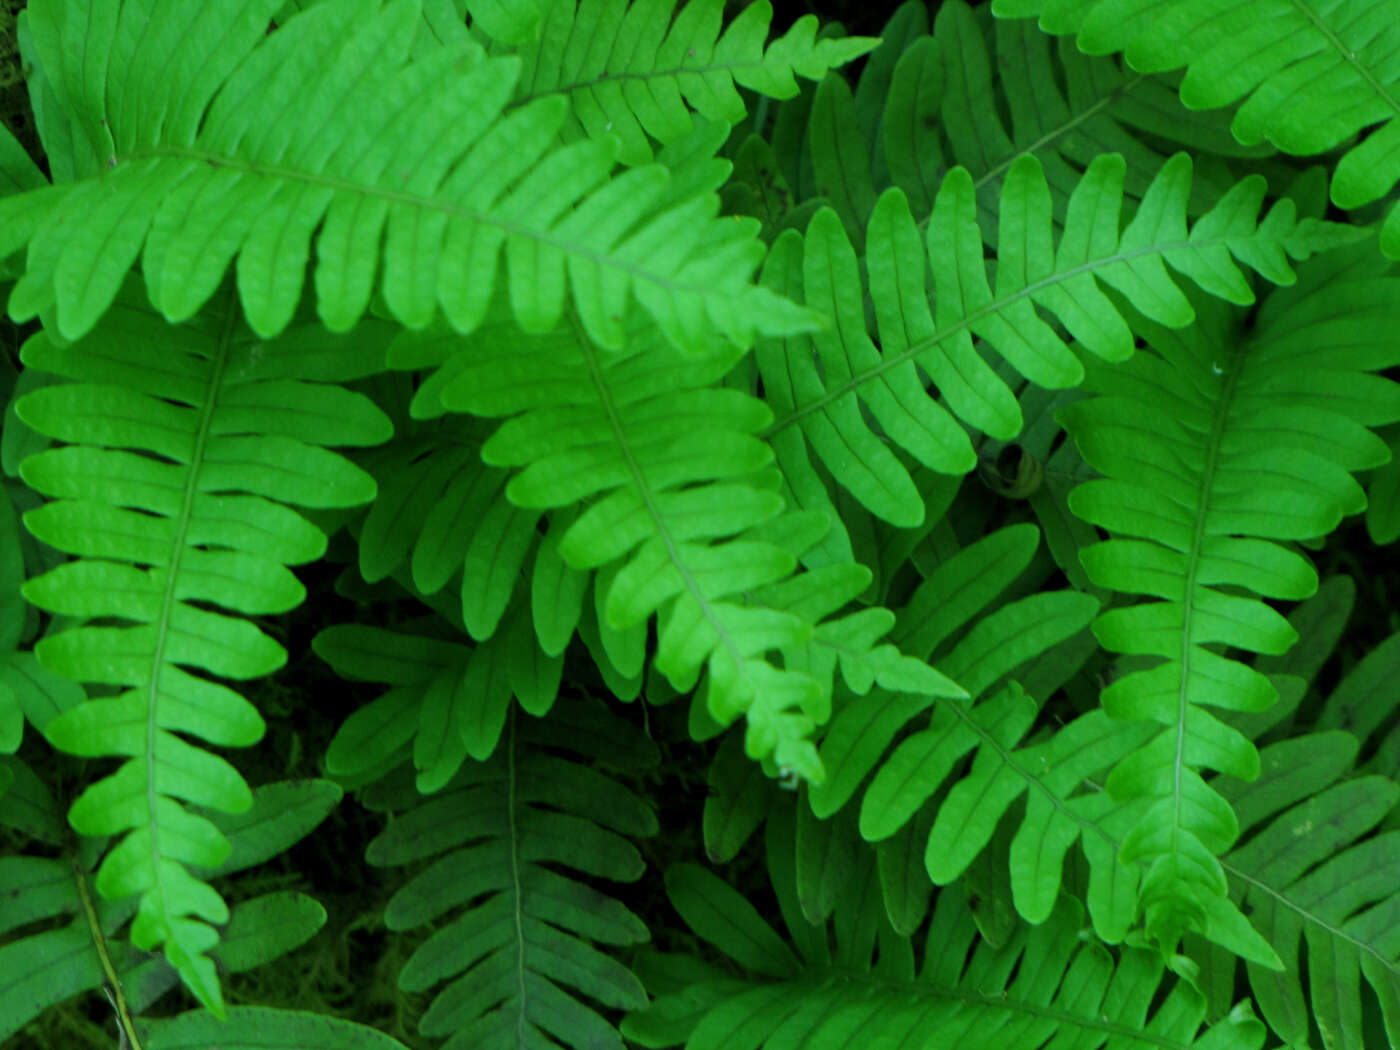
[797,521,1111,935]
[1,0,817,351]
[426,305,830,777]
[11,283,390,1013]
[364,699,656,1050]
[517,0,877,165]
[1058,244,1400,966]
[759,150,1352,527]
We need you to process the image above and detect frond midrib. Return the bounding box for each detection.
[963,74,1149,195]
[143,284,240,919]
[572,312,750,677]
[1168,344,1240,872]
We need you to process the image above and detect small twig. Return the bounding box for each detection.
[73,859,145,1050]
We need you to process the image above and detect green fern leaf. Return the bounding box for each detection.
[801,538,1105,934]
[429,305,834,779]
[1211,730,1400,1050]
[1058,244,1400,967]
[991,0,1400,256]
[2,0,816,352]
[928,1,1268,236]
[11,284,389,1013]
[517,0,877,166]
[759,148,1357,527]
[629,830,1267,1050]
[365,698,656,1050]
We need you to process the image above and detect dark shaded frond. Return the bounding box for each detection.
[364,698,657,1050]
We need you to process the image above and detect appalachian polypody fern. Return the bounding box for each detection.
[0,0,1398,1049]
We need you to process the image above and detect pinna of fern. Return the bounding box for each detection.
[990,0,1400,258]
[755,147,1363,538]
[0,0,875,354]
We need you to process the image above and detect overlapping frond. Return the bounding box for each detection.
[516,0,877,165]
[793,0,1267,245]
[363,698,657,1050]
[348,415,544,643]
[1213,729,1400,1050]
[11,281,391,1013]
[3,0,816,350]
[991,0,1400,257]
[410,298,960,783]
[930,0,1270,237]
[623,816,1266,1050]
[314,604,562,794]
[757,150,1356,531]
[1056,242,1400,967]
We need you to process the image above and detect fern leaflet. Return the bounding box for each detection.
[516,0,877,165]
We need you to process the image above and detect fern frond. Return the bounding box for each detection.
[364,698,656,1050]
[136,1006,415,1049]
[805,0,1265,246]
[1057,242,1400,968]
[428,303,830,776]
[1211,729,1400,1050]
[418,298,964,784]
[991,0,1400,257]
[932,0,1270,238]
[3,0,816,351]
[758,149,1359,528]
[516,0,877,165]
[11,283,390,1013]
[625,826,1267,1050]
